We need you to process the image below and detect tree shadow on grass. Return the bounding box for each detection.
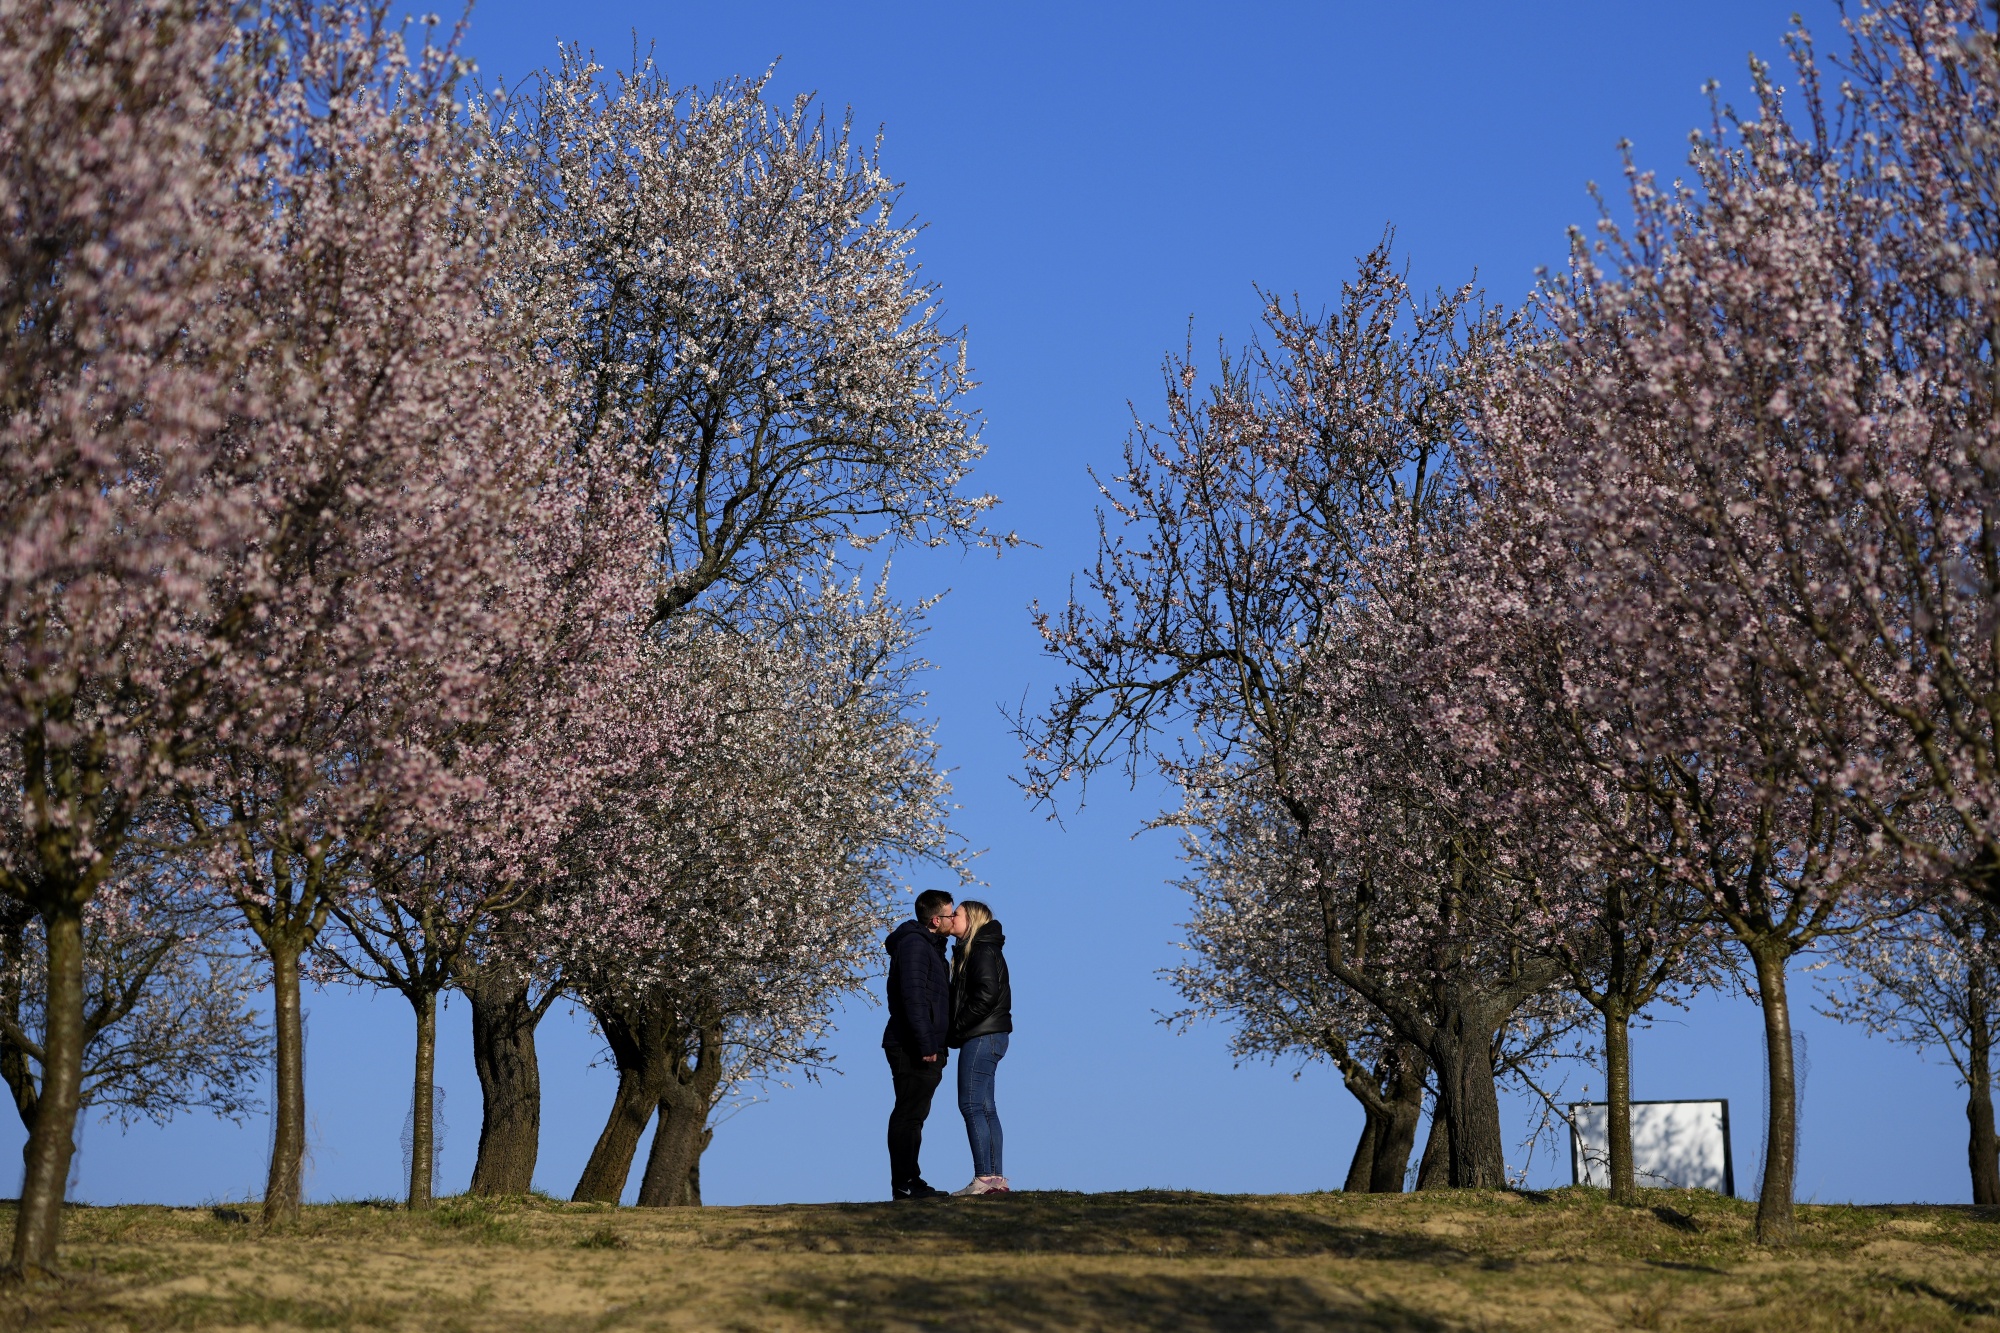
[762,1269,1461,1333]
[736,1191,1467,1263]
[1893,1279,2000,1318]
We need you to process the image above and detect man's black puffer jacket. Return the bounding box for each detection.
[949,921,1012,1046]
[882,919,951,1060]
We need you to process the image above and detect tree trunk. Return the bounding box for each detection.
[635,1020,724,1208]
[1967,974,1998,1207]
[1339,1043,1426,1193]
[1342,1116,1379,1192]
[685,1130,711,1206]
[572,996,663,1204]
[263,944,308,1227]
[1371,1047,1427,1193]
[1750,946,1798,1245]
[1606,1005,1636,1204]
[1337,1046,1386,1193]
[466,969,543,1197]
[636,1101,714,1207]
[1434,1003,1508,1188]
[1415,1108,1450,1190]
[10,905,83,1276]
[407,988,437,1210]
[1969,1070,1998,1209]
[571,1068,655,1204]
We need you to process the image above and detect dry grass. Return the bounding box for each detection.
[0,1187,1994,1331]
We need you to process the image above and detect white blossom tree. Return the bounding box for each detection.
[1466,1,1990,1238]
[557,576,962,1206]
[490,47,1003,622]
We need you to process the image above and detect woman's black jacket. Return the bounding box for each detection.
[950,921,1012,1046]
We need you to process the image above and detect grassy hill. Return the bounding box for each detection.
[0,1187,1995,1331]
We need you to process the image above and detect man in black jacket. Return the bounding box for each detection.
[882,888,961,1200]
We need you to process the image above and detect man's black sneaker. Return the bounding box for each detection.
[893,1181,949,1201]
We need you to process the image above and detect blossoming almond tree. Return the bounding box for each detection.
[1431,474,1736,1205]
[1019,244,1567,1187]
[1285,530,1596,1191]
[451,46,997,1190]
[1167,783,1429,1192]
[1484,311,1899,1242]
[0,0,270,1274]
[177,2,557,1227]
[316,462,667,1209]
[1166,778,1585,1193]
[496,48,1003,623]
[442,624,699,1201]
[557,577,960,1207]
[1474,61,1919,1235]
[1607,2,2000,915]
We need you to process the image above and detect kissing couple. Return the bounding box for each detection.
[881,889,1012,1200]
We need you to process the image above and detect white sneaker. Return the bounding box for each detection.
[952,1176,1009,1196]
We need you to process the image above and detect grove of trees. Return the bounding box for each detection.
[1021,0,2000,1246]
[2,0,1996,1282]
[0,0,989,1276]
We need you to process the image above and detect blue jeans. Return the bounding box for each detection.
[956,1032,1008,1178]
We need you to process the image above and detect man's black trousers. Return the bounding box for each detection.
[885,1043,946,1192]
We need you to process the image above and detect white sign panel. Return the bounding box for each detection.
[1568,1100,1734,1195]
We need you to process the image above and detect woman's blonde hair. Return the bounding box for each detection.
[953,900,993,976]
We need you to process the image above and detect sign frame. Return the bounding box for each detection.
[1566,1099,1735,1197]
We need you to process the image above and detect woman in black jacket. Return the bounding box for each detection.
[947,899,1011,1196]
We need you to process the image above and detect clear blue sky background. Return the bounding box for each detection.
[20,0,1973,1208]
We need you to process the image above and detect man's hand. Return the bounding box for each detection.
[923,1054,939,1063]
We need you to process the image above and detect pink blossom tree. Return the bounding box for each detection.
[1019,243,1576,1188]
[1470,32,1932,1232]
[315,460,666,1209]
[1590,2,2000,917]
[441,622,700,1201]
[1166,777,1587,1193]
[1166,781,1430,1192]
[1280,516,1594,1192]
[1481,313,1897,1244]
[0,0,272,1273]
[175,2,563,1227]
[1421,475,1739,1205]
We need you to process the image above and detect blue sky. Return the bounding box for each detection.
[22,0,1975,1208]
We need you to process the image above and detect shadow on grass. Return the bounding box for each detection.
[763,1269,1458,1333]
[737,1191,1467,1263]
[0,1278,463,1332]
[1649,1205,1699,1234]
[1894,1279,2000,1318]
